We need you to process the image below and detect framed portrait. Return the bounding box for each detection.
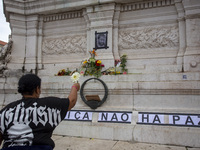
[94,31,109,50]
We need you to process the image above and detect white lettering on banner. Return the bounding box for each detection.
[169,115,200,126]
[98,112,132,123]
[64,111,200,127]
[64,111,132,123]
[138,112,200,127]
[64,111,93,121]
[138,114,164,124]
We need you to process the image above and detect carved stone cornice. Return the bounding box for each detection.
[120,0,175,12]
[5,0,176,17]
[43,11,83,22]
[3,0,128,16]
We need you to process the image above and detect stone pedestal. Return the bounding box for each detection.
[84,3,116,68]
[1,0,200,148]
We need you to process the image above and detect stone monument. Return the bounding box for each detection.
[1,0,200,147]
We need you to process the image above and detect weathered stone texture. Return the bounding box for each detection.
[1,0,200,148]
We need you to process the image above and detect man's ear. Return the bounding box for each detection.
[35,86,41,96]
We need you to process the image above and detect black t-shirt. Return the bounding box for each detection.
[0,97,69,148]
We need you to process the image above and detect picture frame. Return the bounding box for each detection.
[94,31,109,50]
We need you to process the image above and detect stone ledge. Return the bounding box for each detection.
[2,87,200,95]
[40,71,200,82]
[134,89,200,95]
[53,120,200,147]
[54,121,134,141]
[6,0,174,16]
[134,125,200,147]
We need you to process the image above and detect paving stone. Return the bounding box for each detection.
[52,136,189,150]
[112,141,186,150]
[188,148,200,150]
[53,136,116,150]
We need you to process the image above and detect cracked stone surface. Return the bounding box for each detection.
[52,135,193,150]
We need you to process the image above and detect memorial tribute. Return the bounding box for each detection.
[1,0,200,148]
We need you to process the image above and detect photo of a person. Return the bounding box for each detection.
[95,31,108,49]
[97,34,106,47]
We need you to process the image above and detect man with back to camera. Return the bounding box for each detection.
[0,73,80,150]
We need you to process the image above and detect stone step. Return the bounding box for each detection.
[51,135,189,150]
[126,64,182,73]
[40,72,200,83]
[53,114,200,148]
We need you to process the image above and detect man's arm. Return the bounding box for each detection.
[68,83,80,111]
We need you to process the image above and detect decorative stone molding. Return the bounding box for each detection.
[119,25,178,50]
[42,35,87,55]
[175,0,186,70]
[0,39,13,77]
[120,0,175,12]
[43,11,83,22]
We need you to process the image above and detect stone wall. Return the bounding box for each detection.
[3,0,199,74]
[1,0,200,147]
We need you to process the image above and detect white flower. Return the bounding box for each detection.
[71,72,81,83]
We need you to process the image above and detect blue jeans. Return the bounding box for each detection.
[1,145,53,150]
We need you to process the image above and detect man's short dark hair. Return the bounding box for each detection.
[18,74,41,95]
